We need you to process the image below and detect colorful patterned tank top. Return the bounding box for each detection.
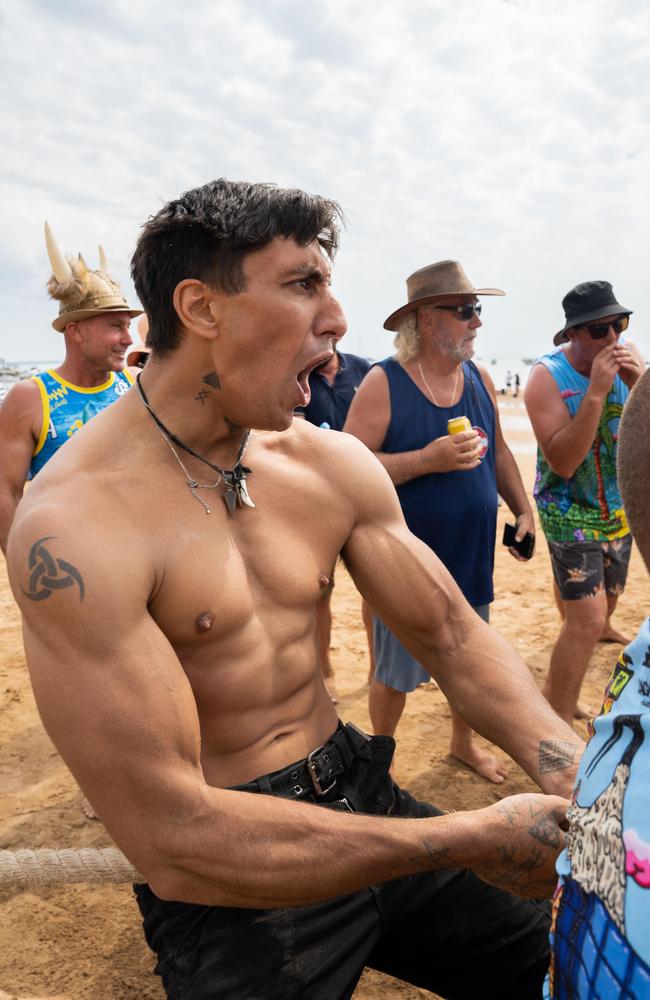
[29,369,133,478]
[533,349,629,542]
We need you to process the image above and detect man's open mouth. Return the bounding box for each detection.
[296,352,334,402]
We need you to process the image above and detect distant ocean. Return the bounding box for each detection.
[0,360,60,386]
[0,353,536,390]
[0,360,61,403]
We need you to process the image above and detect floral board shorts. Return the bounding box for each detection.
[547,535,633,601]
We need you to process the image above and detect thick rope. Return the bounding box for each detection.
[0,848,143,889]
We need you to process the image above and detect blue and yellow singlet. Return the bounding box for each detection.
[29,369,133,478]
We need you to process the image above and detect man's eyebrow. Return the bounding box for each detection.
[283,263,332,283]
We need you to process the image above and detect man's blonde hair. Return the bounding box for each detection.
[393,311,420,362]
[618,367,650,571]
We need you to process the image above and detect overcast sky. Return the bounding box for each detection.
[1,0,648,363]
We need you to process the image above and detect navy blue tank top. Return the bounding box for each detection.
[378,357,497,606]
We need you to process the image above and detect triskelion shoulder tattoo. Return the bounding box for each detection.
[22,536,85,602]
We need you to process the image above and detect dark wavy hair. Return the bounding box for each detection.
[131,179,344,354]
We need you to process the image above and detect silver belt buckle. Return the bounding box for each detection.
[307,745,336,796]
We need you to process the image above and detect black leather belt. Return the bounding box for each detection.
[231,723,370,801]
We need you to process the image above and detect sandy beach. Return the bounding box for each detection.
[1,397,648,999]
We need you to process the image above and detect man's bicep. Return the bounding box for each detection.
[340,453,464,645]
[343,509,470,681]
[10,524,202,847]
[524,365,570,451]
[0,384,39,490]
[22,609,200,785]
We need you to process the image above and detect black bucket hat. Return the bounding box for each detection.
[554,280,632,346]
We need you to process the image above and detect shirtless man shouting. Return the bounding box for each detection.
[7,180,582,999]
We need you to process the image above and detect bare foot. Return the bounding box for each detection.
[448,745,509,784]
[599,624,630,644]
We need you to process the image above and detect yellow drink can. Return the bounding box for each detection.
[447,416,471,435]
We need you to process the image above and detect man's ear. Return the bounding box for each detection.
[416,308,430,334]
[65,321,83,343]
[173,280,219,343]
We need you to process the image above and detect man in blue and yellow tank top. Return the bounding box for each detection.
[0,223,142,552]
[525,280,644,725]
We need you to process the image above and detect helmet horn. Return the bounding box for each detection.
[44,221,72,284]
[98,245,108,274]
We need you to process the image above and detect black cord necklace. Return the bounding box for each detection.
[135,373,254,516]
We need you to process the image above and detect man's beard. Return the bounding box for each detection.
[434,329,475,364]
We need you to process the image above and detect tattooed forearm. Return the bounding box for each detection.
[539,740,578,774]
[22,537,84,602]
[478,847,546,894]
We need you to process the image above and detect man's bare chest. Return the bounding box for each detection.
[146,489,346,650]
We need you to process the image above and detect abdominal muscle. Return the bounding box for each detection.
[177,611,341,789]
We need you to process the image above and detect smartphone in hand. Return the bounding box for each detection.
[502,522,535,560]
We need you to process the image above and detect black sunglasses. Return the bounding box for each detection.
[577,315,629,340]
[434,303,482,321]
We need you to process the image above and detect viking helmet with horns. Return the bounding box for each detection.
[45,222,142,332]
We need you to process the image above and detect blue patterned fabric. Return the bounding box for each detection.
[547,617,650,998]
[549,881,650,998]
[30,369,132,477]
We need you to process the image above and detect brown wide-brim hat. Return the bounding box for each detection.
[383,259,505,332]
[52,304,143,333]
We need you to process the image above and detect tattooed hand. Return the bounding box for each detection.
[470,793,569,899]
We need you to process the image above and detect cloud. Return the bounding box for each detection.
[0,0,648,361]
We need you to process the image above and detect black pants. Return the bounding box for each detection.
[135,724,550,999]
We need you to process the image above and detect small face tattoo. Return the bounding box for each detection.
[202,371,221,392]
[195,611,215,634]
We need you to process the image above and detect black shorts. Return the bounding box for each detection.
[135,724,550,999]
[547,535,633,601]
